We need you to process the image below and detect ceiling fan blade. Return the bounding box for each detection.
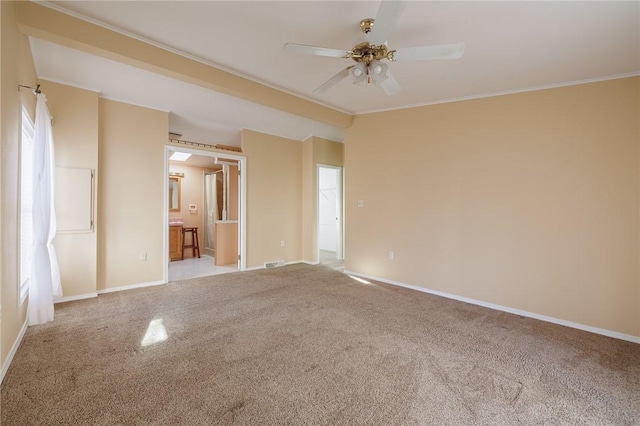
[392,43,466,61]
[313,67,353,94]
[283,43,348,58]
[368,0,406,46]
[379,71,401,96]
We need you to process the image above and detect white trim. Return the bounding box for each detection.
[317,164,344,264]
[359,72,640,115]
[343,270,640,344]
[163,147,170,284]
[54,293,98,304]
[244,265,264,272]
[0,320,28,384]
[300,260,320,266]
[245,260,308,271]
[97,279,166,295]
[242,127,343,144]
[238,156,247,271]
[35,1,353,116]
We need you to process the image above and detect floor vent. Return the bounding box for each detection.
[264,260,286,268]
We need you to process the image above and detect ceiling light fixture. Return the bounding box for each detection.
[170,152,192,161]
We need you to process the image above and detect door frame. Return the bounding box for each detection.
[163,145,247,282]
[317,164,344,262]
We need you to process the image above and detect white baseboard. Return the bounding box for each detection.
[245,260,308,271]
[97,279,166,294]
[343,270,640,344]
[244,265,264,271]
[300,260,320,265]
[54,293,98,304]
[1,319,28,384]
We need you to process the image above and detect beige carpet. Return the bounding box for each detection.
[2,264,639,425]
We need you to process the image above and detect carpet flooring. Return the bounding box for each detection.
[2,264,639,425]
[319,250,344,271]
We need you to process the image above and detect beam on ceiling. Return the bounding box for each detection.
[15,1,353,129]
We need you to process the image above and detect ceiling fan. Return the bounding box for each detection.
[283,0,465,96]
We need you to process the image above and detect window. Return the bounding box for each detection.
[20,107,34,304]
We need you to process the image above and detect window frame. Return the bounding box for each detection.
[19,106,35,305]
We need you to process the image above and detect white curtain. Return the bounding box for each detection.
[204,173,218,250]
[29,93,62,326]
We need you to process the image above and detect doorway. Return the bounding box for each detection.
[203,170,222,257]
[165,146,246,282]
[318,165,344,269]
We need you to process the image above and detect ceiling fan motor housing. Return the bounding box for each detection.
[350,42,395,65]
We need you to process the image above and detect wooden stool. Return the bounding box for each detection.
[181,227,200,260]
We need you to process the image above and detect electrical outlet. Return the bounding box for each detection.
[358,200,365,208]
[280,240,285,247]
[389,251,394,260]
[139,252,147,261]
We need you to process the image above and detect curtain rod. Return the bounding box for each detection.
[18,84,41,94]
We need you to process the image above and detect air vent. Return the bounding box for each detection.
[264,260,285,268]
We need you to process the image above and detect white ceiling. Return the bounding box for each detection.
[32,1,639,145]
[30,39,345,146]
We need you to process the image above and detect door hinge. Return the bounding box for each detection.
[238,254,241,260]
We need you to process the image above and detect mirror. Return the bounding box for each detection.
[169,176,181,211]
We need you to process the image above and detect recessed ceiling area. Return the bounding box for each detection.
[30,1,639,145]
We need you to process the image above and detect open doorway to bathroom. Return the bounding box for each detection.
[165,146,245,282]
[317,165,344,271]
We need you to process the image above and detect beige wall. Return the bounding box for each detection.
[98,99,168,290]
[242,130,302,268]
[40,80,99,298]
[345,77,640,338]
[0,1,37,373]
[301,137,343,262]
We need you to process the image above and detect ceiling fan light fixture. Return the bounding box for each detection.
[351,63,367,85]
[369,61,389,85]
